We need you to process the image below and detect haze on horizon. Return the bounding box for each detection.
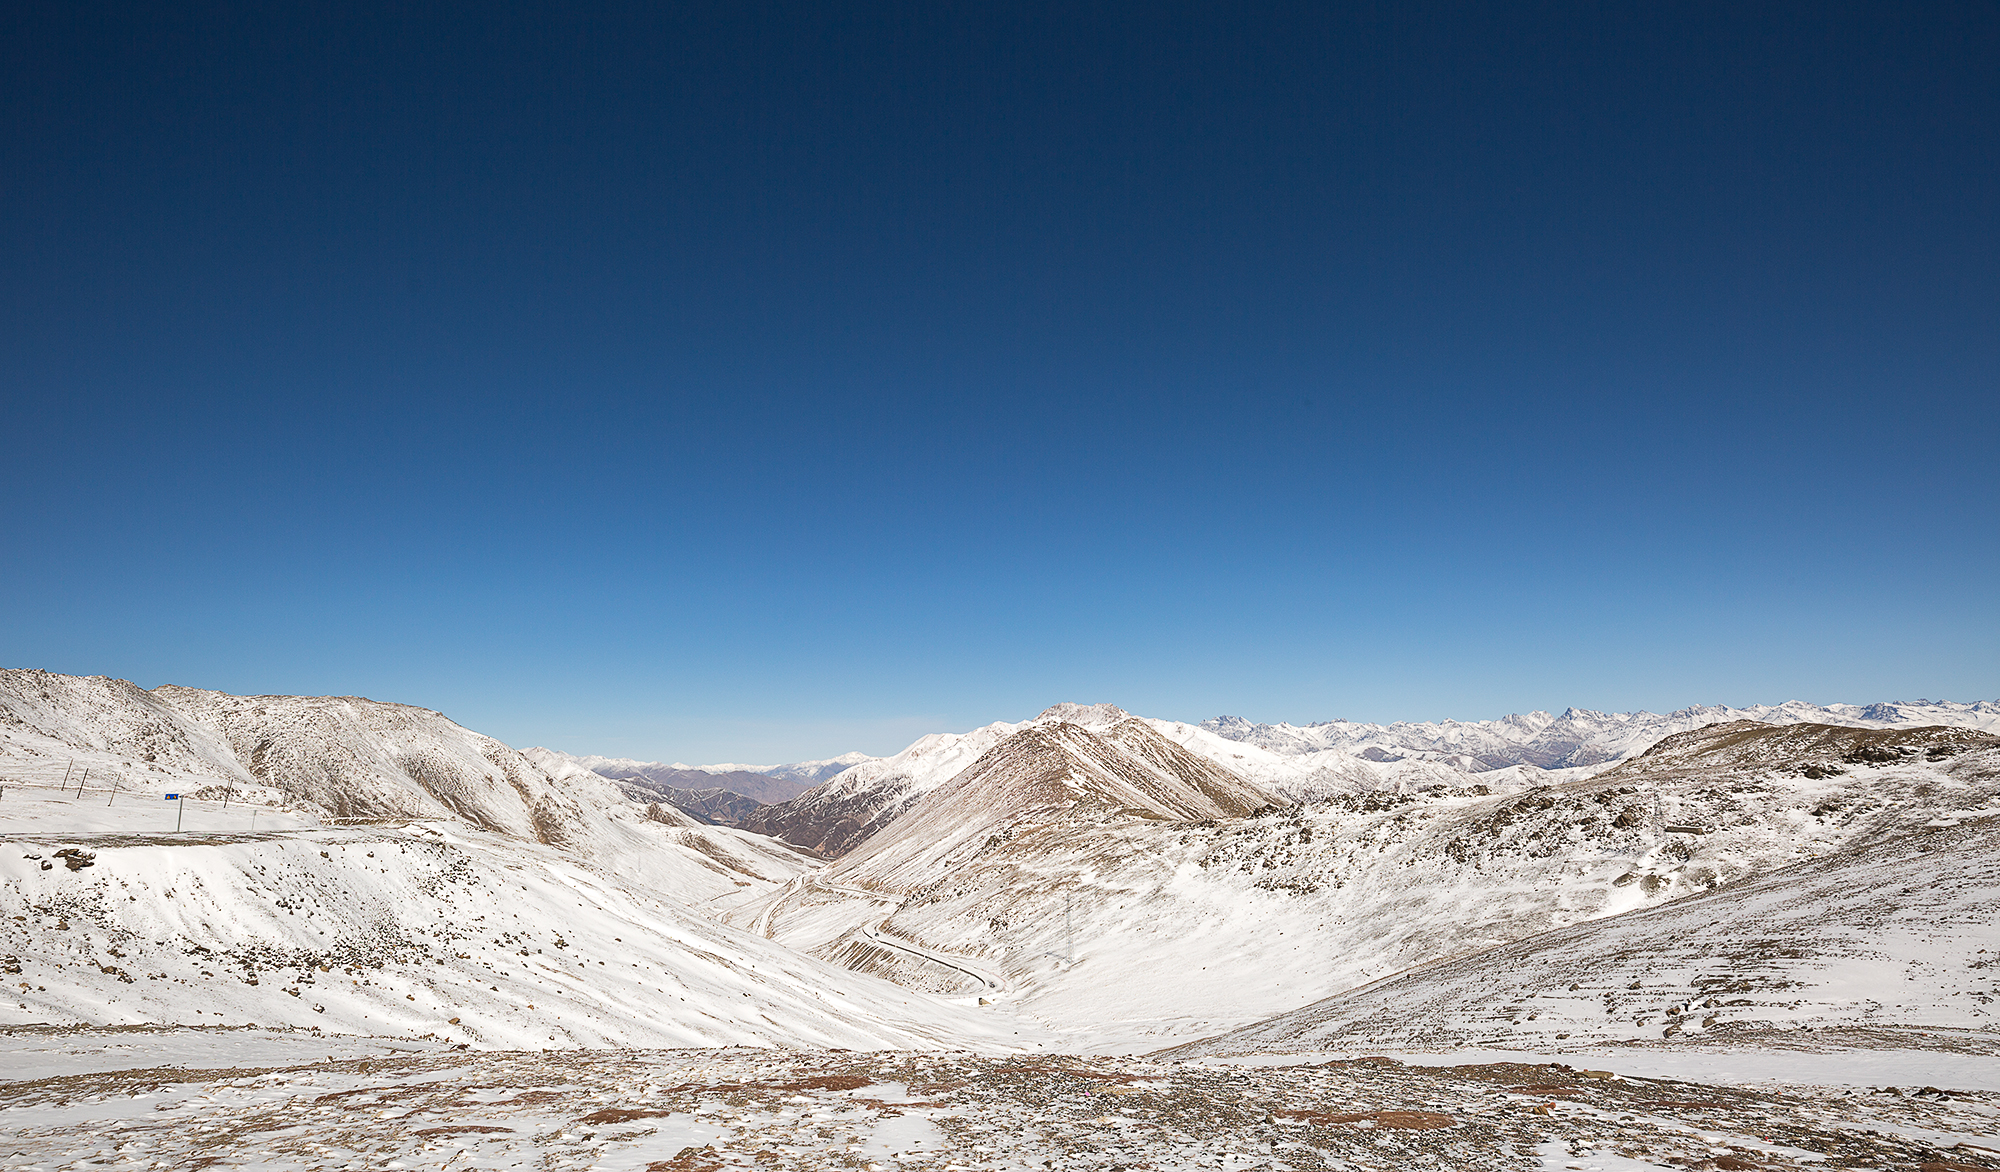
[4,3,1995,764]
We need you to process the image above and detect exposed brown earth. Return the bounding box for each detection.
[2,1041,1994,1170]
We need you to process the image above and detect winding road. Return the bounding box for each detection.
[752,872,1010,993]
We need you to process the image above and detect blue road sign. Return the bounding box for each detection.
[165,793,179,800]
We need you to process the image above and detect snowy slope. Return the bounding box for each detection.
[740,717,1037,856]
[744,722,2000,1051]
[1142,716,1558,804]
[1199,698,2000,773]
[0,671,821,908]
[833,714,1276,891]
[0,671,1058,1050]
[0,801,1040,1050]
[737,703,1291,858]
[0,671,265,791]
[1159,813,2000,1057]
[4,671,611,839]
[598,696,2000,853]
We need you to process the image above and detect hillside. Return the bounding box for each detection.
[739,714,1038,856]
[0,670,1043,1050]
[637,784,766,827]
[0,796,1034,1050]
[1159,813,2000,1057]
[738,702,1324,859]
[1201,698,2000,773]
[10,673,1998,1061]
[740,720,2000,1051]
[834,713,1276,890]
[732,697,2000,862]
[0,670,812,902]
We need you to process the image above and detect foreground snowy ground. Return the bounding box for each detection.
[2,1028,1997,1171]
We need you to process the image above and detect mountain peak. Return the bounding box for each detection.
[1034,702,1132,728]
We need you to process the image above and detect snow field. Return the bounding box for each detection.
[1163,817,2000,1057]
[751,736,2000,1052]
[0,816,1050,1052]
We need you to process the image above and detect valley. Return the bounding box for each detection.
[3,670,1997,1169]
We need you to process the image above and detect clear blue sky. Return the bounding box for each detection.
[5,2,1995,763]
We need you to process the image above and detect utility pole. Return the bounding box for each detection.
[61,759,74,788]
[76,768,88,798]
[1040,887,1078,968]
[1065,890,1075,965]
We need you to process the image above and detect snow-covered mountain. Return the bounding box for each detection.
[740,715,1040,856]
[0,805,1027,1049]
[521,747,813,805]
[733,703,1279,859]
[614,754,880,787]
[0,670,1036,1050]
[1,671,606,836]
[739,718,2000,1051]
[746,752,882,786]
[733,697,2000,860]
[11,671,2000,1058]
[834,709,1276,891]
[1199,698,2000,773]
[1160,812,2000,1057]
[0,670,815,900]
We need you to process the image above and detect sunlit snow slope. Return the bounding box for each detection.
[0,803,1034,1049]
[740,714,1045,856]
[0,671,1040,1050]
[1196,698,2000,788]
[1160,813,2000,1057]
[0,669,815,903]
[738,697,2000,856]
[743,720,2000,1052]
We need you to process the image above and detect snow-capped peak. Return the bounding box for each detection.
[1032,702,1133,729]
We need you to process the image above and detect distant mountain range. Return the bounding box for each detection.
[658,696,2000,856]
[1197,698,2000,771]
[530,697,2000,850]
[518,750,831,806]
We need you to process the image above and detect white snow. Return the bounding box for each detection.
[7,670,1997,1098]
[0,801,1051,1049]
[1197,699,2000,773]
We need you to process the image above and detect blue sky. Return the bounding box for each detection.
[5,2,1996,763]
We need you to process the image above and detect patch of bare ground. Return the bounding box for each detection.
[0,1047,1994,1170]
